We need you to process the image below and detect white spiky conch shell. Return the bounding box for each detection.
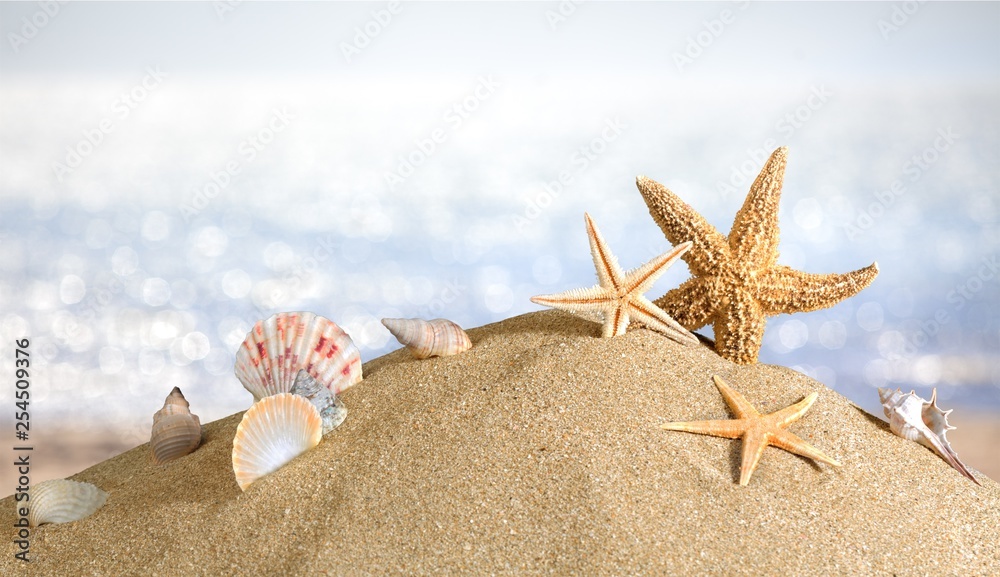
[232,392,322,491]
[381,318,472,359]
[28,479,108,527]
[150,386,202,465]
[235,312,363,402]
[878,387,980,485]
[290,369,347,435]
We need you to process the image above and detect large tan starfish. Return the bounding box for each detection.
[531,213,698,346]
[637,147,879,364]
[660,375,841,486]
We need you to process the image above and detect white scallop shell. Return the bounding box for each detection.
[235,312,363,402]
[290,369,347,435]
[29,479,108,527]
[381,318,472,359]
[232,393,323,491]
[879,387,979,485]
[151,387,202,464]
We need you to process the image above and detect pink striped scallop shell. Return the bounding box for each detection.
[235,312,362,402]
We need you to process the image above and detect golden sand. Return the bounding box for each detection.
[3,311,998,575]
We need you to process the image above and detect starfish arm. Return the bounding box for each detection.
[530,286,615,312]
[584,213,624,291]
[758,263,880,315]
[624,241,692,295]
[604,305,629,338]
[629,296,699,346]
[712,375,761,419]
[728,147,787,271]
[768,392,818,428]
[739,430,771,486]
[660,419,746,439]
[769,429,842,468]
[635,176,730,277]
[653,276,718,331]
[712,290,767,365]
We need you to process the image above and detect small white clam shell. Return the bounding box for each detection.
[151,387,202,464]
[290,369,347,435]
[878,387,979,485]
[29,479,108,527]
[381,318,472,359]
[235,312,363,402]
[232,393,322,491]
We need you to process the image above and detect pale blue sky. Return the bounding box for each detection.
[1,1,997,86]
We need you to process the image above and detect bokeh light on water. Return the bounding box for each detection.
[0,2,996,458]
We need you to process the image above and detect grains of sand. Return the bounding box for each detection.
[3,311,998,575]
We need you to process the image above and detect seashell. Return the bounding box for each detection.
[235,311,363,402]
[232,392,322,491]
[290,369,347,435]
[879,387,980,485]
[381,318,472,359]
[151,386,202,464]
[28,479,108,527]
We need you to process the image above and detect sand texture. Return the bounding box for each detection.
[3,311,998,575]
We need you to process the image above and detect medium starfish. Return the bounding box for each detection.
[530,213,698,346]
[636,147,879,364]
[660,375,841,486]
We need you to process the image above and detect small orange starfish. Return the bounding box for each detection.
[660,375,841,486]
[531,213,698,346]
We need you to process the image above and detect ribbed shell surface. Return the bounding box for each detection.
[381,318,472,359]
[28,479,108,527]
[151,387,202,464]
[231,393,322,491]
[235,312,363,401]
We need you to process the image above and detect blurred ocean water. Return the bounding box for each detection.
[0,2,997,449]
[2,79,997,445]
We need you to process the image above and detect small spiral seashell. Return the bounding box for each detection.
[235,312,363,401]
[381,318,472,359]
[151,387,202,465]
[290,369,347,435]
[879,387,980,485]
[232,393,322,491]
[29,479,108,527]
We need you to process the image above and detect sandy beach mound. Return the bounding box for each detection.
[4,311,998,575]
